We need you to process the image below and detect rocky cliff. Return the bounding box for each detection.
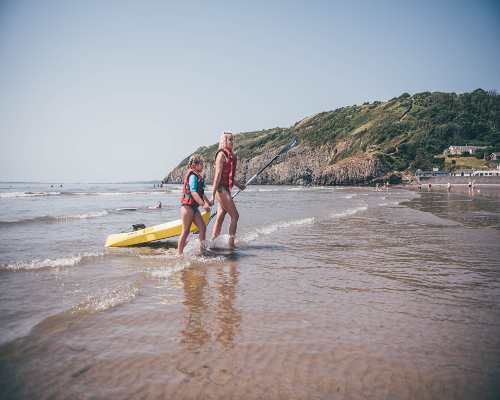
[166,134,388,186]
[165,89,500,185]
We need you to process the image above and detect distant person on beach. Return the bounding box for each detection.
[447,182,451,192]
[212,132,246,249]
[418,183,422,191]
[177,154,212,256]
[148,201,162,209]
[428,183,432,191]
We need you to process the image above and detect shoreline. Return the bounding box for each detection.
[397,183,500,200]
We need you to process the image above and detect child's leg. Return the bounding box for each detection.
[193,210,207,251]
[177,206,194,255]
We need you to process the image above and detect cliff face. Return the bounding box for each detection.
[165,143,386,186]
[165,89,500,185]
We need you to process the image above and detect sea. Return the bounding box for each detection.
[0,182,499,399]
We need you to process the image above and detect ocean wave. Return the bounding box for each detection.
[379,200,402,207]
[70,191,164,196]
[72,284,139,313]
[1,190,168,199]
[0,210,109,226]
[0,191,62,198]
[144,255,225,280]
[1,252,103,271]
[330,206,368,219]
[145,260,190,279]
[242,217,315,242]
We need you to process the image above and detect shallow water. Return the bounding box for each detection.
[1,183,499,399]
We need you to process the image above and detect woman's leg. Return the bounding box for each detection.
[177,206,194,255]
[216,191,239,248]
[212,201,227,240]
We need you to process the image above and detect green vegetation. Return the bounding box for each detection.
[178,89,500,174]
[444,156,491,171]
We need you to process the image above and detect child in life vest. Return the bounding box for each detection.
[211,132,246,248]
[177,154,212,255]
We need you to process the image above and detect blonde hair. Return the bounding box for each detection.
[188,153,204,167]
[218,131,233,150]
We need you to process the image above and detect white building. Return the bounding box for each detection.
[451,170,474,177]
[472,170,500,177]
[446,145,488,156]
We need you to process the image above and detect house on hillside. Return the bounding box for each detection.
[472,169,500,177]
[486,152,500,161]
[451,169,474,177]
[445,145,488,156]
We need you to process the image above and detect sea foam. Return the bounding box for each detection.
[1,252,103,271]
[72,284,139,313]
[0,191,62,198]
[330,206,368,219]
[242,217,316,242]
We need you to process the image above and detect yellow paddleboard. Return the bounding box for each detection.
[105,210,210,247]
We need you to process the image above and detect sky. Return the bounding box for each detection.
[1,0,499,182]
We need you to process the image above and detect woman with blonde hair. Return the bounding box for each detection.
[177,154,212,255]
[211,132,245,248]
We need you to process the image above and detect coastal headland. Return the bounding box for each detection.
[165,89,500,186]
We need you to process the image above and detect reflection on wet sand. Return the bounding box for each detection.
[181,263,241,349]
[215,264,240,346]
[405,191,500,229]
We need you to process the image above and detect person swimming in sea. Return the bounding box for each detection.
[211,132,246,249]
[148,201,162,209]
[177,154,212,256]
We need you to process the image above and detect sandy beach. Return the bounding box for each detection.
[1,183,499,399]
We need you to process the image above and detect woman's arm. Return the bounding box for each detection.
[232,155,246,190]
[203,194,212,206]
[212,152,224,201]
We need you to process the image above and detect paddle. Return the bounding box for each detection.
[207,137,299,224]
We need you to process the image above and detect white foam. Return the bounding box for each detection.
[379,201,402,207]
[60,210,109,220]
[146,259,190,279]
[0,191,61,198]
[73,285,139,313]
[330,206,367,219]
[138,251,178,259]
[242,217,315,242]
[2,252,103,271]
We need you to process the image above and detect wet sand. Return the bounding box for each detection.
[1,187,499,399]
[402,183,500,200]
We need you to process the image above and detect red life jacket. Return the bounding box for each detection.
[214,148,236,190]
[181,169,205,206]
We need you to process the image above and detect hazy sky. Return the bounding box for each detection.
[1,0,499,182]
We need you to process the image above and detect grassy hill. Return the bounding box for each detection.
[166,89,500,184]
